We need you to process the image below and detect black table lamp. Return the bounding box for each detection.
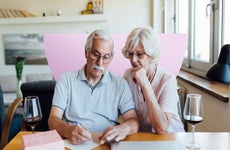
[205,44,230,84]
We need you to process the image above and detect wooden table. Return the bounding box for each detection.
[3,131,230,150]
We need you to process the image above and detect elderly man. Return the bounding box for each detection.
[48,29,139,145]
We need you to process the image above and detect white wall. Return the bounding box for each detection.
[0,0,152,76]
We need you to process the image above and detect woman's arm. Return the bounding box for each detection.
[133,67,171,134]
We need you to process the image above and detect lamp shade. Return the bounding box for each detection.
[206,44,230,84]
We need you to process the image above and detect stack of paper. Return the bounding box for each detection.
[64,139,98,150]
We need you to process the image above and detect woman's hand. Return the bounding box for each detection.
[131,67,149,87]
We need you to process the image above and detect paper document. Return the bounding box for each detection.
[111,141,186,150]
[64,139,98,150]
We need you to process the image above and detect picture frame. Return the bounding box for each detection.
[92,0,103,14]
[3,33,47,65]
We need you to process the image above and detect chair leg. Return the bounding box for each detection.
[21,120,27,131]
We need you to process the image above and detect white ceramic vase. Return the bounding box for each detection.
[16,79,22,98]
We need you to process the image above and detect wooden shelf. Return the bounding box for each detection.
[177,70,229,103]
[0,14,107,25]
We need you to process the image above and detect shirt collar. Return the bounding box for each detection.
[76,65,111,84]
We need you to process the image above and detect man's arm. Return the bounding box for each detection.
[48,106,92,144]
[121,109,140,134]
[99,109,139,144]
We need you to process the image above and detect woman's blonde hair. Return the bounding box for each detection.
[122,27,161,63]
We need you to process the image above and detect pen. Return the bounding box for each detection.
[75,121,83,128]
[75,121,93,141]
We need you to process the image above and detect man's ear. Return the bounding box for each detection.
[85,50,88,58]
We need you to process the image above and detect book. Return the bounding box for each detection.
[22,130,64,150]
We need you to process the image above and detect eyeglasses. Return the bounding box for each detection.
[127,51,147,59]
[89,51,112,63]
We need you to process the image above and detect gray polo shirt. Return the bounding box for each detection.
[52,66,135,132]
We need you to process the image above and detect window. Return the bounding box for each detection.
[223,0,230,44]
[176,0,226,76]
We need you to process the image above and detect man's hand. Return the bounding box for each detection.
[67,125,92,145]
[98,124,130,145]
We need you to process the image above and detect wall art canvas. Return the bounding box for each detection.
[3,33,47,65]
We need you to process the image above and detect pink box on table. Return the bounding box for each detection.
[22,130,64,150]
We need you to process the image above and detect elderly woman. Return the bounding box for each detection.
[122,27,185,134]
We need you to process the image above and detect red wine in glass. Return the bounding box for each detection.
[183,94,204,149]
[24,96,42,133]
[25,116,42,127]
[184,116,203,125]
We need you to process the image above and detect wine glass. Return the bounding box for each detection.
[23,96,42,133]
[183,94,204,149]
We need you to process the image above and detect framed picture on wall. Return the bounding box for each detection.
[93,0,103,14]
[3,33,48,65]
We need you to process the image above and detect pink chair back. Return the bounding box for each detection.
[44,33,186,80]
